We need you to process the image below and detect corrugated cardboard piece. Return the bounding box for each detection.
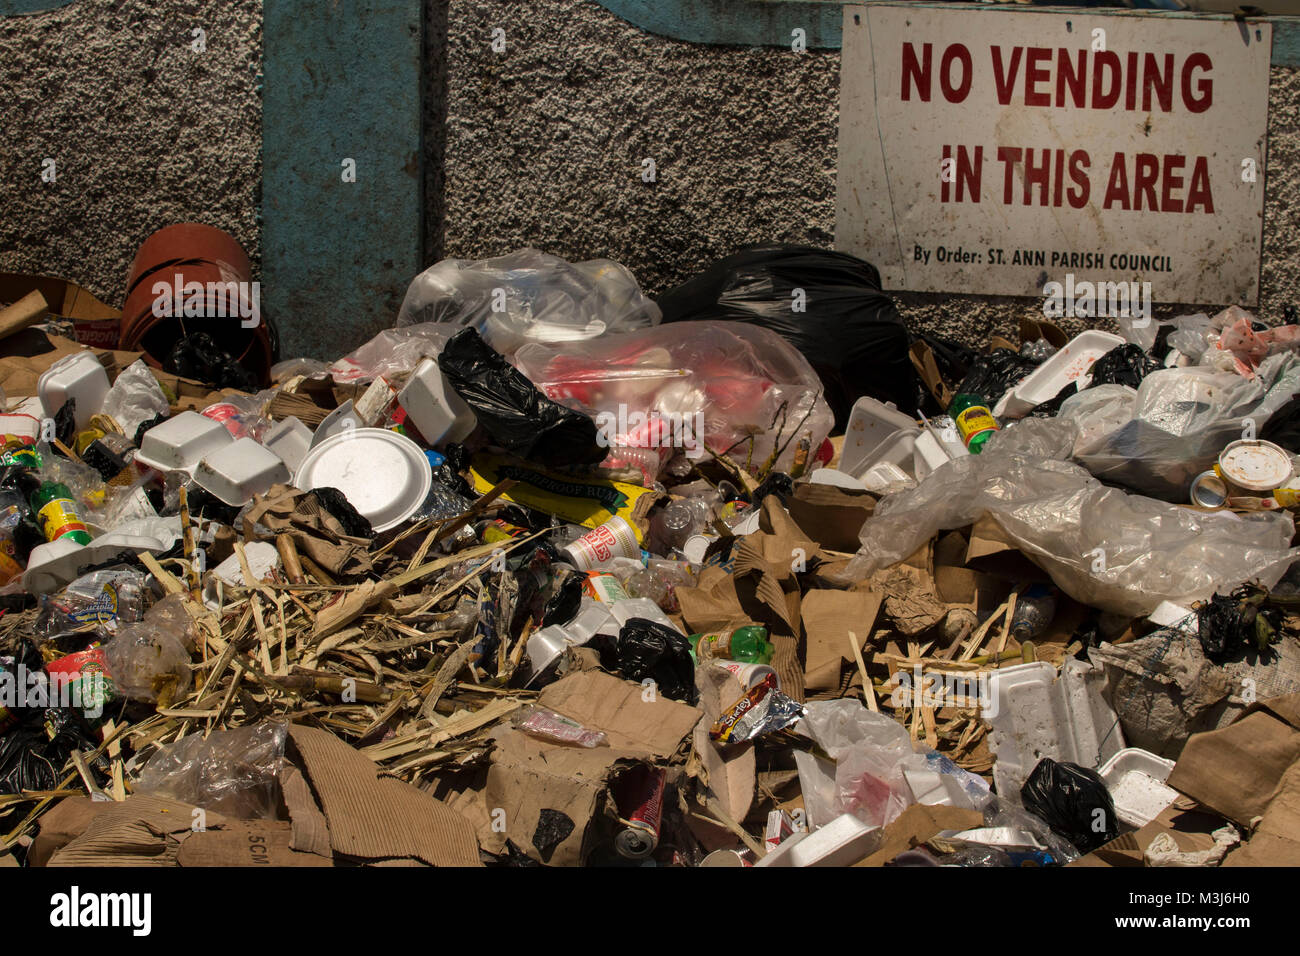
[288,725,481,867]
[474,670,699,865]
[1165,692,1300,865]
[801,588,882,698]
[1069,802,1228,868]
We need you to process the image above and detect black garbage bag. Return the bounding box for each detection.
[438,328,605,468]
[165,331,259,392]
[616,618,697,705]
[957,348,1037,402]
[1087,344,1161,389]
[0,709,106,794]
[1020,758,1119,853]
[541,569,584,627]
[310,487,375,539]
[655,244,917,430]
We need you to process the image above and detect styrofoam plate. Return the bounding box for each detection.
[293,427,431,532]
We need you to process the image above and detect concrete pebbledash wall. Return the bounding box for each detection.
[2,0,1298,358]
[0,0,263,312]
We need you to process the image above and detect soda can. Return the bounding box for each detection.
[614,765,666,860]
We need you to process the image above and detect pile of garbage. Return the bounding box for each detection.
[1,233,1299,868]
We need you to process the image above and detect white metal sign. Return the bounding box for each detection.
[835,4,1271,304]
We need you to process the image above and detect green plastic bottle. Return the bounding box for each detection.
[29,479,92,545]
[948,393,999,454]
[692,625,774,665]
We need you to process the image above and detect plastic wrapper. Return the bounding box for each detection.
[844,417,1300,618]
[1059,354,1300,499]
[36,567,146,639]
[134,721,288,819]
[101,359,169,437]
[615,618,698,704]
[709,673,804,744]
[396,248,659,356]
[1019,757,1119,854]
[439,327,606,468]
[512,705,608,748]
[103,620,192,702]
[329,322,456,385]
[655,244,916,429]
[797,698,915,829]
[514,321,833,478]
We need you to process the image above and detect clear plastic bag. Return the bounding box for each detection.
[843,418,1299,618]
[1060,354,1300,499]
[134,721,288,819]
[514,321,834,477]
[797,698,915,829]
[328,323,456,385]
[103,620,192,701]
[101,360,169,437]
[396,248,660,356]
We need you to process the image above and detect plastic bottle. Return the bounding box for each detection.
[948,393,999,454]
[29,479,92,545]
[650,497,712,552]
[1010,583,1057,640]
[693,625,773,665]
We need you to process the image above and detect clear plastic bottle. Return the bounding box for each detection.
[1010,583,1058,640]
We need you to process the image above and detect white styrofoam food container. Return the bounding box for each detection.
[1099,748,1178,829]
[38,351,111,431]
[840,396,921,479]
[994,330,1126,419]
[985,659,1125,802]
[261,416,313,474]
[310,399,358,448]
[293,427,432,533]
[22,531,174,595]
[398,357,477,446]
[134,410,234,475]
[754,813,881,867]
[0,395,46,442]
[194,437,292,506]
[808,468,869,491]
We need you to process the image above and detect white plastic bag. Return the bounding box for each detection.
[397,248,660,356]
[101,360,169,436]
[843,418,1299,617]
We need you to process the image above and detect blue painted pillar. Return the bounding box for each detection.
[262,0,424,360]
